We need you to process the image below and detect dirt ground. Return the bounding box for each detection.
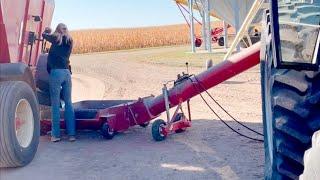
[0,46,264,180]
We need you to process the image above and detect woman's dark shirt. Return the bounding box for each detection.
[42,33,73,73]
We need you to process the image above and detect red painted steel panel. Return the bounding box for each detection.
[34,1,45,62]
[18,0,30,64]
[0,0,26,62]
[0,0,54,65]
[41,119,103,135]
[0,4,10,63]
[22,0,43,65]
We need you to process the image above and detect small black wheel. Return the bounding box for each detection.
[173,113,187,133]
[101,123,115,139]
[218,37,224,46]
[152,119,167,141]
[195,38,202,47]
[139,121,150,128]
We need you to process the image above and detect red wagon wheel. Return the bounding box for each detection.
[195,38,202,47]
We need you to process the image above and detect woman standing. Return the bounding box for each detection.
[42,23,75,142]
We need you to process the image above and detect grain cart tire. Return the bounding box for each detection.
[152,119,167,141]
[0,81,40,168]
[261,31,320,180]
[35,54,50,93]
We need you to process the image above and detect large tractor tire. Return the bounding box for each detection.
[35,54,51,106]
[260,15,320,180]
[0,81,40,167]
[35,54,50,93]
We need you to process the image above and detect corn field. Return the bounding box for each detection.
[70,24,203,54]
[70,22,234,54]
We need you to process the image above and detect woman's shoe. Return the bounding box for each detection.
[51,136,61,142]
[69,136,76,142]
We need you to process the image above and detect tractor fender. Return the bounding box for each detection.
[0,63,36,91]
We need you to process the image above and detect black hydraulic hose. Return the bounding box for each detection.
[193,76,264,137]
[188,77,264,142]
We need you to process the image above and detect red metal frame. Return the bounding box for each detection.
[211,25,231,43]
[41,118,103,135]
[18,0,31,63]
[0,0,54,65]
[34,0,46,62]
[161,101,192,136]
[0,4,10,62]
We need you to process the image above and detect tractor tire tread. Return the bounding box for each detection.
[270,70,320,179]
[0,82,19,167]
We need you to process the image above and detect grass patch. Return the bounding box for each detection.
[136,48,226,67]
[72,45,227,68]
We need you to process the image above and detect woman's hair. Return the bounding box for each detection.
[53,23,72,45]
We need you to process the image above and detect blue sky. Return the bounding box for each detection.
[52,0,191,30]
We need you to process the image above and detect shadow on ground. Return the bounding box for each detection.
[0,119,264,180]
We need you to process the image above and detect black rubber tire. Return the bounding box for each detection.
[101,123,115,139]
[0,81,40,168]
[261,13,320,179]
[35,54,50,93]
[152,119,167,141]
[218,37,224,46]
[139,121,150,128]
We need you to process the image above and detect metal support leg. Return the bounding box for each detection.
[205,0,212,53]
[187,100,191,121]
[202,9,208,50]
[223,21,228,49]
[233,0,241,52]
[163,84,171,123]
[188,0,196,53]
